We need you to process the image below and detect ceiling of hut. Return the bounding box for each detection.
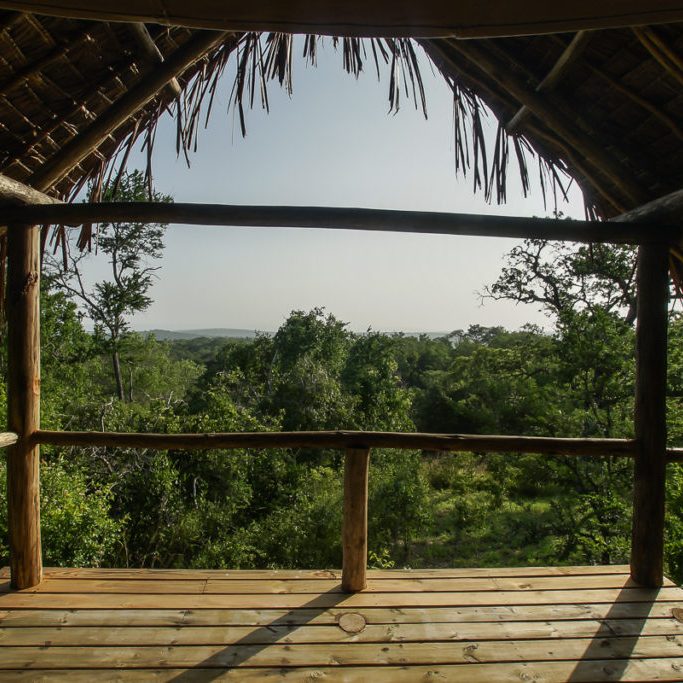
[0,9,681,220]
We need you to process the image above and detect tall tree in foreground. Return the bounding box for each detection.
[484,239,638,565]
[46,170,171,400]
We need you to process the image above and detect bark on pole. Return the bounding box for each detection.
[6,223,42,589]
[631,241,669,587]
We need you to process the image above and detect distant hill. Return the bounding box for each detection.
[395,331,450,340]
[145,328,450,341]
[146,328,263,341]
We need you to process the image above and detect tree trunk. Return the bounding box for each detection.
[128,364,134,403]
[112,349,124,401]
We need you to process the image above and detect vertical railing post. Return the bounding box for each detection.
[342,447,370,592]
[631,241,669,587]
[7,223,42,589]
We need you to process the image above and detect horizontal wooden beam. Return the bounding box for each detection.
[2,203,679,245]
[0,432,19,447]
[0,1,681,38]
[34,429,637,456]
[0,173,61,206]
[612,188,683,225]
[666,448,683,462]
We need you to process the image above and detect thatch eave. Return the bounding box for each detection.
[0,10,680,234]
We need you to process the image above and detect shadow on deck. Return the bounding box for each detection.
[0,565,682,681]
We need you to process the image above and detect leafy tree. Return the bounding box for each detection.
[482,239,639,566]
[342,332,413,431]
[268,309,353,431]
[485,240,638,324]
[46,170,171,401]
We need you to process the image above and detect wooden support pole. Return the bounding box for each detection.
[342,447,370,593]
[667,448,683,461]
[2,203,679,245]
[631,241,670,588]
[6,223,42,589]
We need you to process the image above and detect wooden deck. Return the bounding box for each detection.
[1,566,683,681]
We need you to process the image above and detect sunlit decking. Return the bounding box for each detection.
[1,565,683,681]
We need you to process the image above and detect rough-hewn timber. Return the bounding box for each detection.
[631,242,670,587]
[342,447,370,592]
[33,429,638,456]
[6,224,41,589]
[0,566,682,680]
[0,173,61,206]
[0,1,679,38]
[613,187,683,226]
[2,203,679,244]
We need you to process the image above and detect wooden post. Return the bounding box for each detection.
[631,241,669,587]
[342,447,370,593]
[7,223,42,589]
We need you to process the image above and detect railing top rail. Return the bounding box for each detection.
[3,203,679,245]
[32,429,639,456]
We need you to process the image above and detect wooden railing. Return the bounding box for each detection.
[1,195,675,590]
[3,427,681,592]
[30,430,639,455]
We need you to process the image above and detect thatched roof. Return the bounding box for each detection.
[0,9,681,223]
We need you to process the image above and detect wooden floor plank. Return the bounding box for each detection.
[11,574,662,595]
[1,587,680,609]
[1,661,683,683]
[0,565,633,580]
[2,618,683,647]
[0,565,679,680]
[2,636,683,668]
[1,602,680,627]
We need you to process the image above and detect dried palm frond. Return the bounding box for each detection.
[65,32,578,253]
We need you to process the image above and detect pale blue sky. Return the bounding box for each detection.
[81,38,585,333]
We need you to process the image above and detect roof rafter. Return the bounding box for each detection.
[127,23,181,99]
[0,1,681,37]
[28,30,233,192]
[441,39,651,208]
[613,187,683,224]
[0,26,94,98]
[634,26,683,88]
[507,31,592,133]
